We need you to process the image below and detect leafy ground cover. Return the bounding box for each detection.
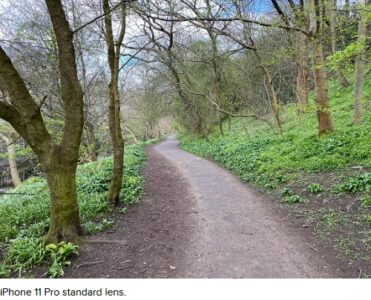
[180,78,371,275]
[0,141,151,278]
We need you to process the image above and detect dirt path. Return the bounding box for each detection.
[65,136,349,278]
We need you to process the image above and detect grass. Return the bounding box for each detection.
[181,80,371,180]
[0,141,152,278]
[179,76,371,264]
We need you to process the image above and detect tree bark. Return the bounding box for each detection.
[353,0,366,124]
[107,80,124,207]
[103,0,126,208]
[46,148,83,243]
[310,0,334,135]
[312,37,334,135]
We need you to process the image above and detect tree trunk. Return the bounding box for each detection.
[46,153,82,244]
[85,122,98,162]
[310,0,334,136]
[0,0,84,243]
[353,0,366,124]
[297,32,309,111]
[8,141,21,187]
[103,0,126,208]
[107,81,124,208]
[252,45,282,131]
[218,111,224,136]
[0,133,21,187]
[124,124,139,143]
[312,38,334,135]
[260,63,282,131]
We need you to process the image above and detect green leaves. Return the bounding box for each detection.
[332,173,371,194]
[307,183,323,194]
[45,242,79,278]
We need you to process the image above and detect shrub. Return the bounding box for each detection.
[45,242,79,278]
[360,196,371,207]
[307,183,323,194]
[282,195,302,204]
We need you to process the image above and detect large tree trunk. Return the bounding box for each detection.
[45,0,84,242]
[46,152,82,243]
[297,32,309,111]
[353,0,366,124]
[0,0,84,243]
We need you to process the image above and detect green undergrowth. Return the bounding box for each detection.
[180,78,371,190]
[180,77,371,264]
[0,141,152,278]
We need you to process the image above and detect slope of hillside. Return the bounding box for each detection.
[180,78,371,276]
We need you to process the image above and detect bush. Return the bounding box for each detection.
[307,183,323,194]
[360,196,371,207]
[46,242,79,278]
[282,195,302,204]
[332,173,371,194]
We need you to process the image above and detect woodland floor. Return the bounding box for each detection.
[64,136,358,278]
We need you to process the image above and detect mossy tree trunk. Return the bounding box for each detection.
[0,0,84,243]
[309,0,334,135]
[46,150,83,243]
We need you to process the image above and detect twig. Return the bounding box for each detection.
[113,265,134,270]
[76,260,104,269]
[38,95,48,110]
[82,239,127,245]
[309,246,319,252]
[6,135,21,147]
[162,224,168,232]
[72,0,136,34]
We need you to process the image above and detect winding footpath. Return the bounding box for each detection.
[65,136,344,278]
